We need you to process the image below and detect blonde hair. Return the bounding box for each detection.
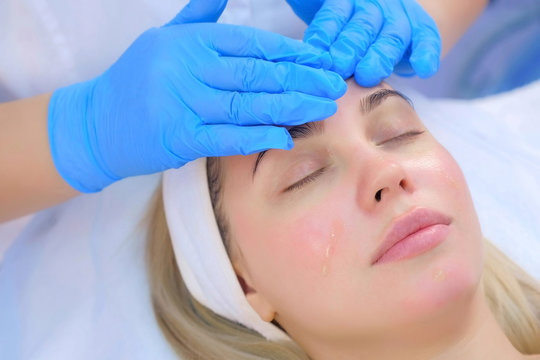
[146,184,308,360]
[146,160,540,359]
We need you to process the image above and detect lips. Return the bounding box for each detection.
[371,207,452,265]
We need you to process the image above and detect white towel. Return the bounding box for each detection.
[162,159,290,341]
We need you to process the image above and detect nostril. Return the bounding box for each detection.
[399,179,407,189]
[375,189,382,202]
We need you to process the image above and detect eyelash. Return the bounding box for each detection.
[284,130,425,193]
[379,130,425,145]
[284,167,327,193]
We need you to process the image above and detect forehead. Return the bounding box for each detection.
[221,81,400,178]
[335,80,392,117]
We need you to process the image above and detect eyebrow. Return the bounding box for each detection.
[251,89,412,179]
[360,89,412,114]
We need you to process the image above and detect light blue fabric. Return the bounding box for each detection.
[286,0,441,86]
[451,1,540,98]
[391,0,540,98]
[47,0,346,193]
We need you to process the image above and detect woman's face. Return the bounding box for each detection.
[219,81,484,353]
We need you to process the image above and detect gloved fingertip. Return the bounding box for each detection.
[354,69,382,88]
[411,52,439,78]
[329,46,356,80]
[331,56,356,80]
[244,130,293,154]
[326,71,348,98]
[321,98,339,114]
[285,133,295,150]
[354,61,385,87]
[393,59,415,77]
[300,97,338,122]
[285,0,320,25]
[270,129,295,151]
[355,50,395,85]
[166,0,227,26]
[317,70,347,98]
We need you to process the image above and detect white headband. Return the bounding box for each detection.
[162,158,290,342]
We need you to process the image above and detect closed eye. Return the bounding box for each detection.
[284,167,327,193]
[282,131,424,193]
[378,130,425,146]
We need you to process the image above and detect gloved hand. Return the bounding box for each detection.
[286,0,441,86]
[48,0,346,193]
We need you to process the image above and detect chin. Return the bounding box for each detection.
[399,234,485,323]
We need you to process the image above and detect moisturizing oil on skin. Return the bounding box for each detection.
[432,268,447,282]
[321,220,343,276]
[321,231,335,276]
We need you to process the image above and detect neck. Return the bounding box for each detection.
[305,289,526,360]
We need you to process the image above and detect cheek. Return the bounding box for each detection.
[274,204,345,277]
[412,146,475,213]
[228,192,346,287]
[426,148,481,234]
[415,147,464,187]
[394,147,485,318]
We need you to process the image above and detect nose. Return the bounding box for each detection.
[356,155,414,210]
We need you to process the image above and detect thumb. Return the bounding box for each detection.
[285,0,324,25]
[166,0,228,26]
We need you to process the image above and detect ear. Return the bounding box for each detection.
[234,262,276,322]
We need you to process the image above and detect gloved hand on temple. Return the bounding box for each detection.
[286,0,441,86]
[48,0,346,193]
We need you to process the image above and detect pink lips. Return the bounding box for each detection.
[371,207,452,265]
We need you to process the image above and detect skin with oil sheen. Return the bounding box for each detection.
[219,81,519,359]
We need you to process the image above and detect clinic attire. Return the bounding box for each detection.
[0,0,306,101]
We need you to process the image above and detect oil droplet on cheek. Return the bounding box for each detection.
[444,172,457,187]
[321,234,334,276]
[432,268,447,282]
[324,232,336,259]
[320,221,342,276]
[437,150,464,190]
[320,234,335,276]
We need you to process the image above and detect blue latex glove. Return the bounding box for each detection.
[48,0,346,193]
[286,0,441,86]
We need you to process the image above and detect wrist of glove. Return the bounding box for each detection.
[49,79,121,193]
